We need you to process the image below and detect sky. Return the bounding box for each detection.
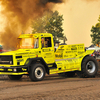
[54,0,100,47]
[0,0,100,47]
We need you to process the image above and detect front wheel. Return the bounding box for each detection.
[79,56,98,78]
[29,64,46,81]
[8,75,22,80]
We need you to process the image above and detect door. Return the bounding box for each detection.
[41,37,55,64]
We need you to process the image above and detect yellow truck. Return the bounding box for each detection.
[0,33,98,81]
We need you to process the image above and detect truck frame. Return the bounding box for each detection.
[0,33,98,81]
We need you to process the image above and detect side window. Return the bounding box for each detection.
[41,37,52,48]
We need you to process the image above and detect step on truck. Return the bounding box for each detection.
[0,33,98,81]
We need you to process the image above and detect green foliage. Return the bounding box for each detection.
[32,11,64,40]
[45,11,64,40]
[91,15,100,45]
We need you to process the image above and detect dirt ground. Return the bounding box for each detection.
[0,74,100,100]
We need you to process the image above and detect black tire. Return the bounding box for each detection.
[8,75,22,80]
[29,64,45,81]
[79,56,98,78]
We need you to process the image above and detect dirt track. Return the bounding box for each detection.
[0,74,100,100]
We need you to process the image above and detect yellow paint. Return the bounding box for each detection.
[22,68,27,71]
[0,72,28,75]
[0,69,4,71]
[8,69,12,71]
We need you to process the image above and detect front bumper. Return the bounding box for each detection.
[0,66,28,75]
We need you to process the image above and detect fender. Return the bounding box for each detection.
[79,50,95,68]
[25,57,49,74]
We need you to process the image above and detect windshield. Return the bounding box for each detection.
[18,38,39,49]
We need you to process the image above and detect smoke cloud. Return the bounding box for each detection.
[0,0,97,50]
[0,0,64,50]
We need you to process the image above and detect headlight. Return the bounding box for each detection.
[13,68,17,72]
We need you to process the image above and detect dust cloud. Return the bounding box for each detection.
[0,0,98,50]
[0,0,64,50]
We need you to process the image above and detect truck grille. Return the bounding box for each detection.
[0,55,13,65]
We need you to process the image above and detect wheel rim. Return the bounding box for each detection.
[35,67,44,79]
[86,61,96,73]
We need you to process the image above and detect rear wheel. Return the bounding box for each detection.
[29,64,45,81]
[8,75,22,80]
[78,56,98,78]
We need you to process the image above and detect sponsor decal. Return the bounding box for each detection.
[22,68,27,71]
[71,47,77,50]
[60,46,64,49]
[42,49,50,52]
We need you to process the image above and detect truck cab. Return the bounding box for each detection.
[17,33,55,64]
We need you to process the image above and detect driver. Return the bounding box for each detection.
[41,37,44,47]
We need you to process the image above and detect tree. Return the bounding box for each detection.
[91,15,100,45]
[45,11,64,40]
[32,11,64,40]
[32,18,46,33]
